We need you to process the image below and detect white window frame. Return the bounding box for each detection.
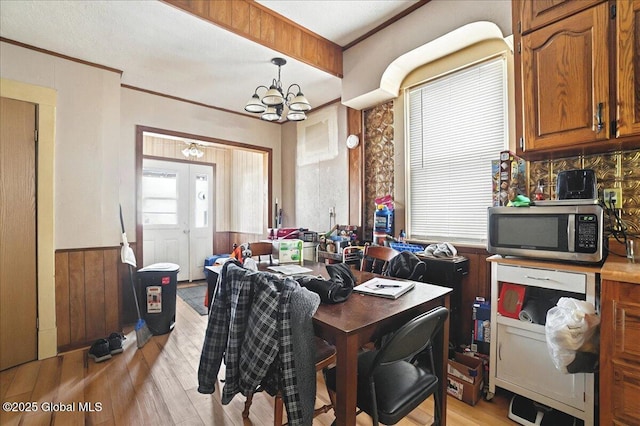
[405,54,509,244]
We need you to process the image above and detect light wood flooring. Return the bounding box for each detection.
[1,292,516,425]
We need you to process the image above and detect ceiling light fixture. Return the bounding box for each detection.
[244,57,312,122]
[182,142,204,158]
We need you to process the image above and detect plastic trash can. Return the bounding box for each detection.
[136,263,180,335]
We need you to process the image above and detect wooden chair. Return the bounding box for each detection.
[243,336,336,425]
[360,245,399,275]
[249,241,274,265]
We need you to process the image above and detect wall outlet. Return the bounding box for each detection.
[603,188,623,209]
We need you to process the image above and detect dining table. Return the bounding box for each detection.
[300,261,452,426]
[206,259,452,425]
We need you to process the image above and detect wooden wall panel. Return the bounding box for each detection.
[68,252,86,345]
[214,232,231,255]
[55,247,122,352]
[260,12,276,45]
[84,250,106,341]
[248,5,262,39]
[347,108,363,230]
[454,247,492,348]
[208,1,232,26]
[168,0,209,17]
[55,252,70,348]
[104,249,120,334]
[301,32,319,65]
[231,1,250,35]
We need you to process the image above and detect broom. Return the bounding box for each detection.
[119,205,153,349]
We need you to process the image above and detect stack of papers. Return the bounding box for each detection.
[353,277,416,299]
[267,265,313,275]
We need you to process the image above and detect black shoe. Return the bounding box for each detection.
[88,338,112,363]
[107,332,125,355]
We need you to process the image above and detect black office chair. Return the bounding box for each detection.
[325,306,449,426]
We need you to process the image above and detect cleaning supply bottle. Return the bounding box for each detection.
[374,204,392,234]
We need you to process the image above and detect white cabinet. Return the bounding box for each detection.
[489,261,596,425]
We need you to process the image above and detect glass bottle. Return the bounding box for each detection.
[534,179,546,201]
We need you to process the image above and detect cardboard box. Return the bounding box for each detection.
[277,239,303,264]
[448,353,483,384]
[447,354,484,405]
[496,150,526,206]
[472,300,491,321]
[447,375,483,406]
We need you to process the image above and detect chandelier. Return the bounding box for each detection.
[182,142,204,158]
[244,57,311,122]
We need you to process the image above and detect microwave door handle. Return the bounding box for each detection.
[567,215,575,252]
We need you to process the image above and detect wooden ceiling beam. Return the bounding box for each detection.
[162,0,343,78]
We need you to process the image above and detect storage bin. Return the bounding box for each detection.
[389,242,424,253]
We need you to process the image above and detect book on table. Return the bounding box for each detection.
[353,277,416,299]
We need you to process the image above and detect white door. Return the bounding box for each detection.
[142,159,213,282]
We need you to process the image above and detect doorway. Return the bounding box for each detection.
[0,97,38,370]
[142,159,214,282]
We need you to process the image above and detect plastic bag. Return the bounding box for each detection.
[545,297,600,374]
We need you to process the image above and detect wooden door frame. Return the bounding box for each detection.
[1,78,57,360]
[134,125,273,269]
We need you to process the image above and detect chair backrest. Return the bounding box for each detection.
[360,245,399,274]
[249,241,273,264]
[342,245,365,269]
[372,306,449,368]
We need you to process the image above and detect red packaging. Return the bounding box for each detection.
[497,283,526,319]
[276,228,299,239]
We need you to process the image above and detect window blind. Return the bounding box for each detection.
[407,57,507,242]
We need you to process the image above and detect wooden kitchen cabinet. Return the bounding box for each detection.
[520,0,604,34]
[617,0,640,137]
[521,2,610,152]
[600,279,640,425]
[515,0,640,158]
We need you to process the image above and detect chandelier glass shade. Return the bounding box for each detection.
[244,57,311,122]
[182,143,204,158]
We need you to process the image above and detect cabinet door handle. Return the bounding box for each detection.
[595,102,604,133]
[498,342,502,361]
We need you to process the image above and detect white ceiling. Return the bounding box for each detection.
[0,0,419,120]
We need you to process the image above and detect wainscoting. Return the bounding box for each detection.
[55,247,122,352]
[454,246,492,347]
[54,234,261,352]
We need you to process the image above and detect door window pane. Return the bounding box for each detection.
[194,174,208,228]
[142,170,178,225]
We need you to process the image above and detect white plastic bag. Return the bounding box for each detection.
[545,297,600,373]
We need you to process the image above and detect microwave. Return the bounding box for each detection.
[487,204,606,264]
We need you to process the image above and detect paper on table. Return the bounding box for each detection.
[353,277,416,299]
[267,265,313,275]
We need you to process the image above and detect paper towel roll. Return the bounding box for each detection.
[519,299,541,324]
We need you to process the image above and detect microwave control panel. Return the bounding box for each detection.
[576,214,598,252]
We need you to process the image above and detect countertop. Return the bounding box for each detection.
[600,253,640,284]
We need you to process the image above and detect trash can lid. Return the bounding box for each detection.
[138,262,180,272]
